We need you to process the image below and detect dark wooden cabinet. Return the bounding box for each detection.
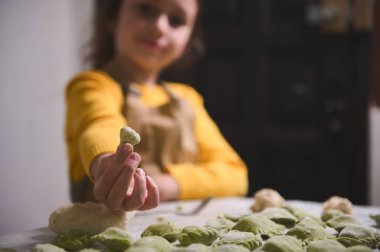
[164,0,372,204]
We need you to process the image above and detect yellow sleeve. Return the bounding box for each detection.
[165,86,248,199]
[65,71,126,181]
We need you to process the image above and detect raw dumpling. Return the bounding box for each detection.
[323,196,353,214]
[222,213,250,222]
[120,126,141,146]
[49,202,135,235]
[337,225,380,249]
[251,188,285,212]
[52,229,92,251]
[141,221,181,242]
[204,217,235,234]
[91,227,134,252]
[177,226,218,246]
[326,214,361,232]
[321,209,344,222]
[232,215,285,238]
[124,247,158,252]
[306,239,346,252]
[213,231,263,250]
[0,248,17,252]
[212,244,250,252]
[171,243,213,252]
[256,235,304,252]
[346,245,373,252]
[259,207,298,228]
[286,217,335,245]
[283,205,325,227]
[370,214,380,227]
[127,236,175,252]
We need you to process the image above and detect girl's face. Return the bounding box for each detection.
[114,0,198,72]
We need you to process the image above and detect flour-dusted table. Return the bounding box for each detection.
[1,197,379,251]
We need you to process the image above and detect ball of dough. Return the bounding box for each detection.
[120,126,141,146]
[251,188,285,212]
[48,202,135,235]
[322,195,353,214]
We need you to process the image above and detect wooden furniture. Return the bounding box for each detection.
[163,0,373,204]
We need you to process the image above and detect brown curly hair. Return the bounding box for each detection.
[85,0,204,70]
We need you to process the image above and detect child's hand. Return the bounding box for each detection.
[90,143,159,211]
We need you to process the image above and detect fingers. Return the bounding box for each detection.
[138,175,160,210]
[122,172,160,211]
[93,144,134,203]
[92,142,160,211]
[122,168,148,211]
[104,153,141,209]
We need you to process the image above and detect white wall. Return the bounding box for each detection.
[369,106,380,206]
[0,1,94,235]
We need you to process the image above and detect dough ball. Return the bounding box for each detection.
[48,202,135,235]
[322,195,353,214]
[120,126,140,146]
[251,188,285,212]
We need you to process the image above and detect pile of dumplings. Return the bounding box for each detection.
[10,189,380,251]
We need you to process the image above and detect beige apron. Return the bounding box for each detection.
[125,83,198,175]
[70,63,198,202]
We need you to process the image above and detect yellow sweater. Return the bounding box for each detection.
[65,70,248,199]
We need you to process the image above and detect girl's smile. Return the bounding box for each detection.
[139,37,165,52]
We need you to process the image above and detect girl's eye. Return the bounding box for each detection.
[169,15,186,28]
[136,3,156,17]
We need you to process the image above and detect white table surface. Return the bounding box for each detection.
[1,197,379,251]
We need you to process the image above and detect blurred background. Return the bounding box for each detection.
[0,0,379,235]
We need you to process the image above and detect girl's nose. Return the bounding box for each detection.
[151,14,170,36]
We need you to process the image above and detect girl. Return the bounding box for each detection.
[65,0,248,211]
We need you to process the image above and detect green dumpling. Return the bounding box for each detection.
[0,248,18,252]
[120,126,140,146]
[141,221,182,242]
[204,217,235,234]
[369,214,380,227]
[31,244,67,252]
[212,231,263,250]
[326,214,361,232]
[222,213,250,222]
[171,243,213,252]
[255,235,303,252]
[259,207,298,228]
[212,244,250,252]
[283,205,325,227]
[337,225,380,249]
[321,209,345,222]
[124,247,158,252]
[91,227,134,252]
[286,217,335,245]
[346,245,373,252]
[128,236,175,252]
[306,239,346,252]
[232,214,285,238]
[52,229,92,251]
[177,226,218,246]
